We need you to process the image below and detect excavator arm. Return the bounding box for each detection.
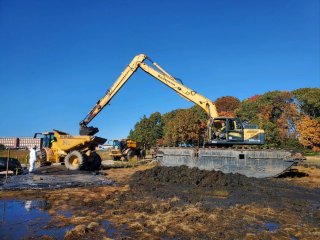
[80,54,218,135]
[138,59,218,117]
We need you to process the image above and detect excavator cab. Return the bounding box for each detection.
[208,117,264,145]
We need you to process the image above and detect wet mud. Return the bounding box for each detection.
[126,166,320,238]
[131,165,255,189]
[0,165,113,190]
[0,164,320,239]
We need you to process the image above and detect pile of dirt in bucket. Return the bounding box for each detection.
[131,166,260,189]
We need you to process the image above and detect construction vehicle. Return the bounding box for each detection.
[34,130,106,170]
[109,139,141,161]
[79,54,264,146]
[79,54,302,178]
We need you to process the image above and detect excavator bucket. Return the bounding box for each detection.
[156,148,303,178]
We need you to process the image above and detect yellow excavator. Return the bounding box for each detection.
[79,54,265,146]
[37,54,300,177]
[78,54,301,178]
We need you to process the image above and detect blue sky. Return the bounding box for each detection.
[0,0,319,139]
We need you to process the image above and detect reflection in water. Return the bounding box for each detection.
[24,200,32,211]
[0,199,72,239]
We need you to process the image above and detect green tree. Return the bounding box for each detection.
[235,95,260,122]
[128,89,319,149]
[128,112,163,148]
[163,106,207,146]
[292,88,320,119]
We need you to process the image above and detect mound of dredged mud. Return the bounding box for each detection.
[131,166,258,189]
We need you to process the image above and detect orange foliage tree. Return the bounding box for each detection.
[237,91,300,147]
[215,96,240,117]
[296,116,320,151]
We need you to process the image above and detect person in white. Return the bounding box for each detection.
[29,145,38,173]
[24,200,32,211]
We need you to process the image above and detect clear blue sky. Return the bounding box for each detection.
[0,0,319,139]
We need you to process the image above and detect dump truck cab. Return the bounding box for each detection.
[34,132,55,148]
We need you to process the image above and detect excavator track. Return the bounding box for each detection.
[156,147,304,178]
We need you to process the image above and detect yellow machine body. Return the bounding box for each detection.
[35,129,106,168]
[109,139,140,160]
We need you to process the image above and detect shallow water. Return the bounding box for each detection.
[0,199,73,239]
[264,221,280,232]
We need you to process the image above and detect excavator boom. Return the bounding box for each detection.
[80,54,147,130]
[80,54,217,135]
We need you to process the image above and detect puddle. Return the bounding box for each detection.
[0,199,73,239]
[264,221,280,232]
[102,220,117,238]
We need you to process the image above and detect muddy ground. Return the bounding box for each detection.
[1,161,320,239]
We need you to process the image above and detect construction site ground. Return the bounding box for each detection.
[0,156,320,239]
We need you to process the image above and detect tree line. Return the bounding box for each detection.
[128,88,320,151]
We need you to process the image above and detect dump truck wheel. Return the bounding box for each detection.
[40,149,47,167]
[126,149,134,161]
[112,156,121,161]
[64,151,86,170]
[88,153,102,171]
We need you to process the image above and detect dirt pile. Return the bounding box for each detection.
[131,165,258,189]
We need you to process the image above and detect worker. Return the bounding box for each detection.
[218,122,227,139]
[29,145,38,173]
[50,136,56,145]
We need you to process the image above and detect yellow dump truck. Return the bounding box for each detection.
[34,129,106,170]
[109,139,142,161]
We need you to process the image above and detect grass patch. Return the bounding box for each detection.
[96,150,112,160]
[304,150,320,156]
